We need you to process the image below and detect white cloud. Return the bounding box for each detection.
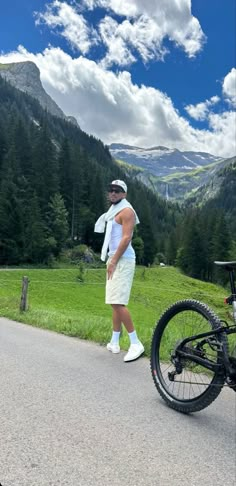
[99,15,168,68]
[186,69,236,123]
[202,111,236,157]
[103,0,206,59]
[35,0,99,54]
[81,0,139,16]
[98,17,136,67]
[222,68,236,107]
[185,96,220,121]
[36,0,205,66]
[0,47,235,158]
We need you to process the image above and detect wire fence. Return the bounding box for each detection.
[0,278,226,297]
[0,275,227,323]
[0,271,232,348]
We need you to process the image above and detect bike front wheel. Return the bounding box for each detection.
[150,300,227,413]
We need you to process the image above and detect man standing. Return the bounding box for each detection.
[95,180,144,362]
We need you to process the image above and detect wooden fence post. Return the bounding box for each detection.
[20,276,29,311]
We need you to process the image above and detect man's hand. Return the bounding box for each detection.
[107,207,135,279]
[107,261,116,279]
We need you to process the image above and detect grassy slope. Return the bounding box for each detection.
[115,156,222,182]
[0,266,230,356]
[115,158,145,173]
[0,63,13,70]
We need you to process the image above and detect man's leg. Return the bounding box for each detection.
[112,304,144,361]
[107,304,144,360]
[111,304,134,333]
[107,304,135,353]
[111,304,144,362]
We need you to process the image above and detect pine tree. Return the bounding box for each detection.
[176,212,207,279]
[13,118,32,180]
[0,119,7,175]
[138,202,157,265]
[211,212,231,283]
[47,193,69,256]
[132,235,144,264]
[31,123,59,209]
[0,170,22,264]
[23,192,52,263]
[58,138,74,210]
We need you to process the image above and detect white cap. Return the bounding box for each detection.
[110,179,127,192]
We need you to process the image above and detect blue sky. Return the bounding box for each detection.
[0,0,235,157]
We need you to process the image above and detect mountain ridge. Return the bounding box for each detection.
[109,143,223,176]
[0,74,177,266]
[1,61,234,206]
[0,72,235,273]
[0,61,78,126]
[109,143,235,202]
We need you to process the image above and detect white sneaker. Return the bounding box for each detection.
[124,342,144,362]
[107,342,120,354]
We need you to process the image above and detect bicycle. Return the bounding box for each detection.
[150,261,236,413]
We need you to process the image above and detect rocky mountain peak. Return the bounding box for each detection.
[109,142,231,202]
[0,61,78,125]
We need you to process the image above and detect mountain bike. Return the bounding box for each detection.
[150,261,236,413]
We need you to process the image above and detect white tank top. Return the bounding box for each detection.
[108,220,135,259]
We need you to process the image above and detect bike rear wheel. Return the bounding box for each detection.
[150,300,227,413]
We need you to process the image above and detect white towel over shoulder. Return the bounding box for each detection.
[94,199,139,261]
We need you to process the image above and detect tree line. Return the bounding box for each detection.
[0,76,235,284]
[173,161,236,283]
[0,77,178,267]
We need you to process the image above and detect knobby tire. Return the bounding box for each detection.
[150,300,227,413]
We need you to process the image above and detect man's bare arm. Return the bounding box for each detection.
[107,208,135,279]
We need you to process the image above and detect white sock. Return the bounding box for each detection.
[111,331,120,344]
[128,330,139,345]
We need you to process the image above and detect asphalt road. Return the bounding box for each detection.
[0,317,235,486]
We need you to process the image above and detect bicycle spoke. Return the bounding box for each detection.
[151,300,226,412]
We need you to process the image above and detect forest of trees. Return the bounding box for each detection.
[0,76,235,283]
[0,77,179,267]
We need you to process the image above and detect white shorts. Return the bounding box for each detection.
[106,257,135,305]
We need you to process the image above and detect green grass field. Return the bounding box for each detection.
[0,265,232,356]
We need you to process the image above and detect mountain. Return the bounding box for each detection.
[109,143,222,176]
[109,143,234,202]
[0,75,178,266]
[0,74,235,279]
[1,62,232,205]
[187,155,236,211]
[154,155,235,202]
[185,156,236,204]
[0,61,78,126]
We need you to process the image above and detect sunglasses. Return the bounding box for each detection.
[108,187,124,194]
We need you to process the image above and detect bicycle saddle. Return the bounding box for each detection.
[214,261,236,270]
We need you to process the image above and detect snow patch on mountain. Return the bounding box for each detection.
[109,143,222,177]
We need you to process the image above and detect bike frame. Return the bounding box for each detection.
[150,261,236,412]
[174,262,236,381]
[175,324,236,377]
